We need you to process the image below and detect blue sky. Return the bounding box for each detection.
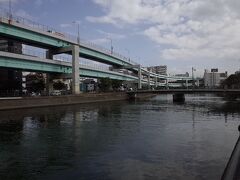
[1,0,240,76]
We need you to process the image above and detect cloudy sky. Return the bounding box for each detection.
[1,0,240,76]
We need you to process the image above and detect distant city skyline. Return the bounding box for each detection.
[1,0,240,76]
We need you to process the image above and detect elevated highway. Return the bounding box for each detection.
[0,51,137,81]
[0,10,192,94]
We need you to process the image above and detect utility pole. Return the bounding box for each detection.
[125,48,130,61]
[9,0,12,21]
[111,39,113,54]
[77,23,80,44]
[72,21,80,44]
[192,67,196,89]
[107,37,113,54]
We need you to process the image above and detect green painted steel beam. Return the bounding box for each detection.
[0,23,70,47]
[0,56,72,73]
[80,68,137,81]
[0,23,133,67]
[80,47,130,66]
[0,56,137,81]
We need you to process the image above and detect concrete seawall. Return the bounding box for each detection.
[0,93,129,110]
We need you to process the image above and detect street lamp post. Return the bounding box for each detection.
[125,48,129,56]
[107,37,113,54]
[72,21,80,44]
[9,0,12,21]
[111,39,113,54]
[192,67,196,89]
[125,48,130,61]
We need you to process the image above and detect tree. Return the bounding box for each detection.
[112,79,123,90]
[221,73,240,89]
[98,78,112,92]
[26,73,45,92]
[53,80,66,90]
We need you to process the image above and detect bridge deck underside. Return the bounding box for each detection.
[0,53,137,81]
[0,22,132,67]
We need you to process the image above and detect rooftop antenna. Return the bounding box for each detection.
[9,0,12,21]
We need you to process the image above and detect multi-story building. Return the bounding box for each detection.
[147,65,167,75]
[0,38,23,95]
[175,72,190,77]
[204,69,228,88]
[0,38,22,54]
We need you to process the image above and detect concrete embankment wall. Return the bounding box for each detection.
[0,93,129,110]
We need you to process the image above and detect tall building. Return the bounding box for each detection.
[0,68,22,91]
[0,38,23,95]
[204,69,228,88]
[147,65,167,75]
[0,38,22,54]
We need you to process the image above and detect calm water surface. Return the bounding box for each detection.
[0,94,240,180]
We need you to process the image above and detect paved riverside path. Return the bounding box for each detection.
[0,93,129,110]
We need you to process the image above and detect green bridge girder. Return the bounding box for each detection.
[0,22,70,47]
[0,22,133,67]
[80,47,129,66]
[0,22,190,82]
[0,56,137,81]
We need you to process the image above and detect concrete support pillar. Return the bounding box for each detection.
[46,74,54,96]
[148,72,150,89]
[166,79,169,89]
[181,79,184,88]
[138,65,142,89]
[46,50,54,59]
[72,45,80,95]
[196,80,200,87]
[155,77,158,88]
[173,93,185,103]
[186,80,188,89]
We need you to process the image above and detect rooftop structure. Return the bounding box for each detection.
[204,69,228,88]
[147,65,167,75]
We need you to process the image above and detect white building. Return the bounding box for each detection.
[147,65,167,75]
[175,72,190,77]
[204,69,228,88]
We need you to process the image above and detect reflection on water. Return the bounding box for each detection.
[0,94,239,180]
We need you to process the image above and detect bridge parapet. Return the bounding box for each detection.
[0,8,138,66]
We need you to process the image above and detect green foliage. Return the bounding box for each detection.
[111,79,123,90]
[222,73,240,89]
[53,80,66,90]
[26,73,45,92]
[98,78,112,92]
[98,78,123,91]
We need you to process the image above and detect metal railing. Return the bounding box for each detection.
[0,8,139,66]
[0,46,46,58]
[0,8,76,41]
[0,47,138,77]
[0,89,22,97]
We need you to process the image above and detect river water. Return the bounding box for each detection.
[0,94,239,180]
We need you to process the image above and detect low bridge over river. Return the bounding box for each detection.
[128,89,240,102]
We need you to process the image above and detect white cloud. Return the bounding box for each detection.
[88,0,240,67]
[90,38,109,45]
[60,21,81,28]
[15,9,36,20]
[60,23,73,28]
[0,0,17,2]
[0,0,25,5]
[97,30,126,40]
[35,0,43,6]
